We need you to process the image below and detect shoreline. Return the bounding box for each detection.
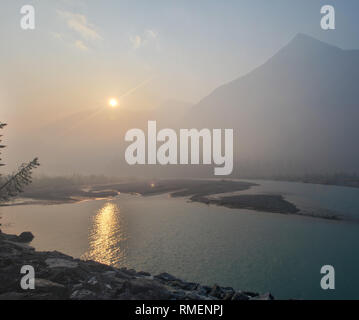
[0,230,273,300]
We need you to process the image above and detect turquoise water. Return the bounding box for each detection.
[1,180,359,299]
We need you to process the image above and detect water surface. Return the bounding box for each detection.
[1,180,359,299]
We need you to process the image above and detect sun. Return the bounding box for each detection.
[108,98,119,108]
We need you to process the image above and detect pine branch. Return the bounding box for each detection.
[0,122,40,201]
[0,158,40,201]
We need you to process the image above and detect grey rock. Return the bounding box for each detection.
[185,292,202,300]
[3,240,34,251]
[155,272,178,282]
[168,279,197,291]
[116,270,134,280]
[209,284,223,299]
[170,290,186,300]
[223,292,234,300]
[232,291,250,301]
[87,276,99,286]
[35,278,67,296]
[45,258,78,269]
[0,292,31,300]
[102,271,117,278]
[72,283,83,290]
[70,289,96,300]
[250,292,274,300]
[120,268,137,276]
[118,278,172,300]
[196,285,211,296]
[18,232,34,243]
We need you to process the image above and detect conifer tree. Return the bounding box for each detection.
[0,122,40,201]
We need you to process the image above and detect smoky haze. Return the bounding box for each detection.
[3,34,359,178]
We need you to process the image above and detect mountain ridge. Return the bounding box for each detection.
[187,33,359,175]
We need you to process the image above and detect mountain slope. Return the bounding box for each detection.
[188,34,359,175]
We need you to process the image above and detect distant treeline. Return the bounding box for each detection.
[29,174,123,189]
[266,173,359,188]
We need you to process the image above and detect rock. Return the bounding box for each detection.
[72,283,83,291]
[113,270,133,280]
[169,280,198,291]
[120,268,137,276]
[18,232,34,243]
[35,278,67,296]
[196,285,211,296]
[185,292,202,300]
[250,292,274,300]
[182,282,198,291]
[243,291,259,298]
[0,292,31,300]
[70,289,96,300]
[171,290,186,300]
[223,292,234,300]
[117,278,172,300]
[3,240,34,251]
[87,276,99,286]
[102,271,117,278]
[154,272,178,282]
[136,271,151,277]
[45,258,78,269]
[209,284,223,299]
[232,291,250,301]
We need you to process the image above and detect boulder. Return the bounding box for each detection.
[232,291,250,301]
[118,278,172,300]
[18,232,34,243]
[35,278,67,296]
[250,292,274,300]
[209,284,223,299]
[154,272,178,282]
[45,258,78,269]
[70,289,96,300]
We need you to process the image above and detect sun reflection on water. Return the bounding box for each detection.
[82,202,127,266]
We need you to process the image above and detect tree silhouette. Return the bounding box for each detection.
[0,122,40,201]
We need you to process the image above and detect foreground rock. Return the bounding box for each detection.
[0,231,274,300]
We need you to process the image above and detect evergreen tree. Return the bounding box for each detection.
[0,122,40,201]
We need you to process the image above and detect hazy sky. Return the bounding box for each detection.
[1,0,359,174]
[1,0,359,118]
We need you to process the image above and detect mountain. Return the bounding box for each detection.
[188,34,359,176]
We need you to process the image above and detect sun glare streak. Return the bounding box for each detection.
[59,76,155,135]
[118,76,155,100]
[82,202,127,266]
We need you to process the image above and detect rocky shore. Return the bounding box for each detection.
[0,231,274,300]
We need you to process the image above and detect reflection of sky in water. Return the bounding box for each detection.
[82,202,128,266]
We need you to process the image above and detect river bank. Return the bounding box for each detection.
[0,230,273,300]
[1,179,346,221]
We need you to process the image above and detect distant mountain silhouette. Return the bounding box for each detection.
[188,33,359,175]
